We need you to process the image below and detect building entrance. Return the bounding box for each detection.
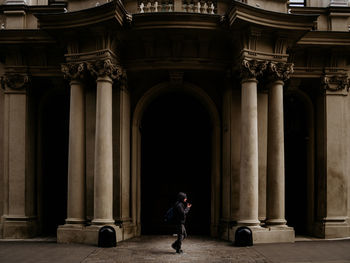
[140,92,212,235]
[39,89,69,236]
[284,91,314,235]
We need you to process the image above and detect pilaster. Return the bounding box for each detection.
[113,70,134,239]
[0,70,37,238]
[315,72,350,238]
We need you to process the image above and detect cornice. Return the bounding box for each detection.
[132,12,223,31]
[297,31,350,46]
[35,0,128,30]
[227,1,317,31]
[0,3,66,13]
[0,29,54,44]
[290,6,350,16]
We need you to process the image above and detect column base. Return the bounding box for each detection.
[91,218,115,225]
[1,216,37,239]
[313,217,350,238]
[230,225,295,244]
[65,218,86,225]
[57,223,139,245]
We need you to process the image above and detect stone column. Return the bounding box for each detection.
[61,63,86,225]
[238,59,267,227]
[265,62,293,227]
[1,72,36,238]
[87,59,120,225]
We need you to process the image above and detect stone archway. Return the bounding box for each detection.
[131,82,221,237]
[284,88,315,235]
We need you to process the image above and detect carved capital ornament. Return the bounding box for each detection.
[322,75,349,92]
[240,59,267,80]
[61,62,85,81]
[1,73,30,91]
[87,59,123,80]
[267,62,294,83]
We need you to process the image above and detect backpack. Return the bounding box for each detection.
[164,206,175,223]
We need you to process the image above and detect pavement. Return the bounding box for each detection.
[0,235,350,263]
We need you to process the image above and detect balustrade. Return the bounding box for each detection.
[138,0,216,14]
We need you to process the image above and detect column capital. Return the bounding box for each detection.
[266,62,294,83]
[87,58,123,80]
[240,59,267,80]
[61,62,85,82]
[322,74,349,94]
[1,73,30,92]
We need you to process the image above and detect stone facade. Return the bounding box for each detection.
[0,0,350,245]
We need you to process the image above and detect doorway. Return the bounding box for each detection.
[39,89,69,236]
[284,90,314,235]
[140,92,212,235]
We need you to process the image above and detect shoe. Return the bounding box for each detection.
[176,249,183,254]
[171,243,177,251]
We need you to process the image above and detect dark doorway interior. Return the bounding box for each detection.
[284,92,309,235]
[141,92,212,235]
[40,89,69,236]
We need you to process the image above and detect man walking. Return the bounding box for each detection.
[171,192,192,254]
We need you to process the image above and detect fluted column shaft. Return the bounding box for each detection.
[66,79,86,224]
[266,80,286,226]
[239,78,260,226]
[92,75,114,224]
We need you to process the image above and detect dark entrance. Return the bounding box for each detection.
[284,91,311,235]
[141,92,212,235]
[39,87,69,236]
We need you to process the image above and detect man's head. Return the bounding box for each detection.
[177,192,187,203]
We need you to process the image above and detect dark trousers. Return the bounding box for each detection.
[173,224,187,250]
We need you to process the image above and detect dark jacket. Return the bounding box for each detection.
[174,192,190,225]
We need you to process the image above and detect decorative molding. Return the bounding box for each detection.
[267,62,294,82]
[61,62,85,81]
[240,59,267,79]
[87,58,123,80]
[1,73,29,91]
[322,75,349,93]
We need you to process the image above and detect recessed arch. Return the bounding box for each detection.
[131,82,221,236]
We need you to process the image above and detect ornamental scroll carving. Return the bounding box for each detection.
[322,75,349,92]
[87,59,123,80]
[61,62,85,81]
[1,73,29,91]
[240,59,267,80]
[267,62,294,82]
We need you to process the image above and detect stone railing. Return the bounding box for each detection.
[138,0,174,12]
[138,0,217,14]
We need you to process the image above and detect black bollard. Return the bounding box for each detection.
[98,226,117,247]
[234,226,253,247]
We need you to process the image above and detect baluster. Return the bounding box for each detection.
[191,0,197,12]
[199,0,205,13]
[144,1,150,12]
[160,0,166,12]
[208,1,214,14]
[168,1,173,11]
[182,0,187,12]
[139,1,145,13]
[204,2,208,13]
[188,0,194,12]
[150,0,156,12]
